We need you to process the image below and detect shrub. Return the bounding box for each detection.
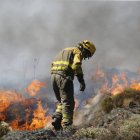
[75,127,95,139]
[0,121,11,138]
[101,89,140,113]
[112,93,124,107]
[101,96,113,113]
[75,127,113,140]
[117,116,140,140]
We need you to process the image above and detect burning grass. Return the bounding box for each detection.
[3,98,50,131]
[101,89,140,113]
[0,68,140,139]
[0,80,51,131]
[1,88,140,140]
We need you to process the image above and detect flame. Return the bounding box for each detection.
[92,66,105,81]
[26,80,47,96]
[130,81,140,91]
[1,67,140,130]
[96,68,140,95]
[100,81,110,94]
[28,101,49,130]
[0,90,24,113]
[7,99,50,130]
[111,84,125,95]
[111,73,128,95]
[112,74,119,86]
[121,72,128,87]
[95,68,105,78]
[0,89,51,130]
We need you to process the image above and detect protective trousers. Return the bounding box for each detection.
[51,74,75,128]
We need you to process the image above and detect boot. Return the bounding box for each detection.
[52,118,62,131]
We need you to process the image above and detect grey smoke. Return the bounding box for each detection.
[0,0,140,90]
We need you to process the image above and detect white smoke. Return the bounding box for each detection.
[0,0,140,90]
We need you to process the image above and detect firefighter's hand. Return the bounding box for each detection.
[80,82,85,91]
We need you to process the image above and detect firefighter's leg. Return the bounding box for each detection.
[52,102,62,131]
[60,78,75,128]
[51,74,62,130]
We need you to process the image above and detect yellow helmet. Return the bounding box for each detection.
[82,40,96,56]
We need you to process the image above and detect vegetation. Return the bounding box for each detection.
[75,127,114,140]
[101,96,113,113]
[116,115,140,140]
[2,88,140,140]
[101,89,140,113]
[0,121,11,138]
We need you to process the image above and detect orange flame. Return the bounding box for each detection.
[28,101,49,130]
[130,81,140,91]
[0,90,51,130]
[121,72,128,87]
[97,68,140,95]
[112,74,119,86]
[26,80,47,96]
[111,84,125,95]
[0,90,24,113]
[7,99,50,130]
[111,72,128,95]
[92,66,105,81]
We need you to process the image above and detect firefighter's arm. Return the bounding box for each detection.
[71,53,86,91]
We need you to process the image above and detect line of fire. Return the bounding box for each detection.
[0,66,140,131]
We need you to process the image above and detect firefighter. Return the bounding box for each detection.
[51,40,96,131]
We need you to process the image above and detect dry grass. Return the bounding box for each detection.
[116,115,140,140]
[0,121,11,138]
[75,127,113,140]
[101,96,113,113]
[101,89,140,113]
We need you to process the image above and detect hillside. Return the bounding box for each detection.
[1,89,140,140]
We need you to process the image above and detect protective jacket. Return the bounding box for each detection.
[51,47,83,80]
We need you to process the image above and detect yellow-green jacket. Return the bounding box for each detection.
[51,47,83,80]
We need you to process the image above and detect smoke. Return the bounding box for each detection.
[0,0,140,90]
[74,92,104,126]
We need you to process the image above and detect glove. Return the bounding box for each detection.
[80,81,85,91]
[76,74,86,91]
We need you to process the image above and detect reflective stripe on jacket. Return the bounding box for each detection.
[51,47,83,79]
